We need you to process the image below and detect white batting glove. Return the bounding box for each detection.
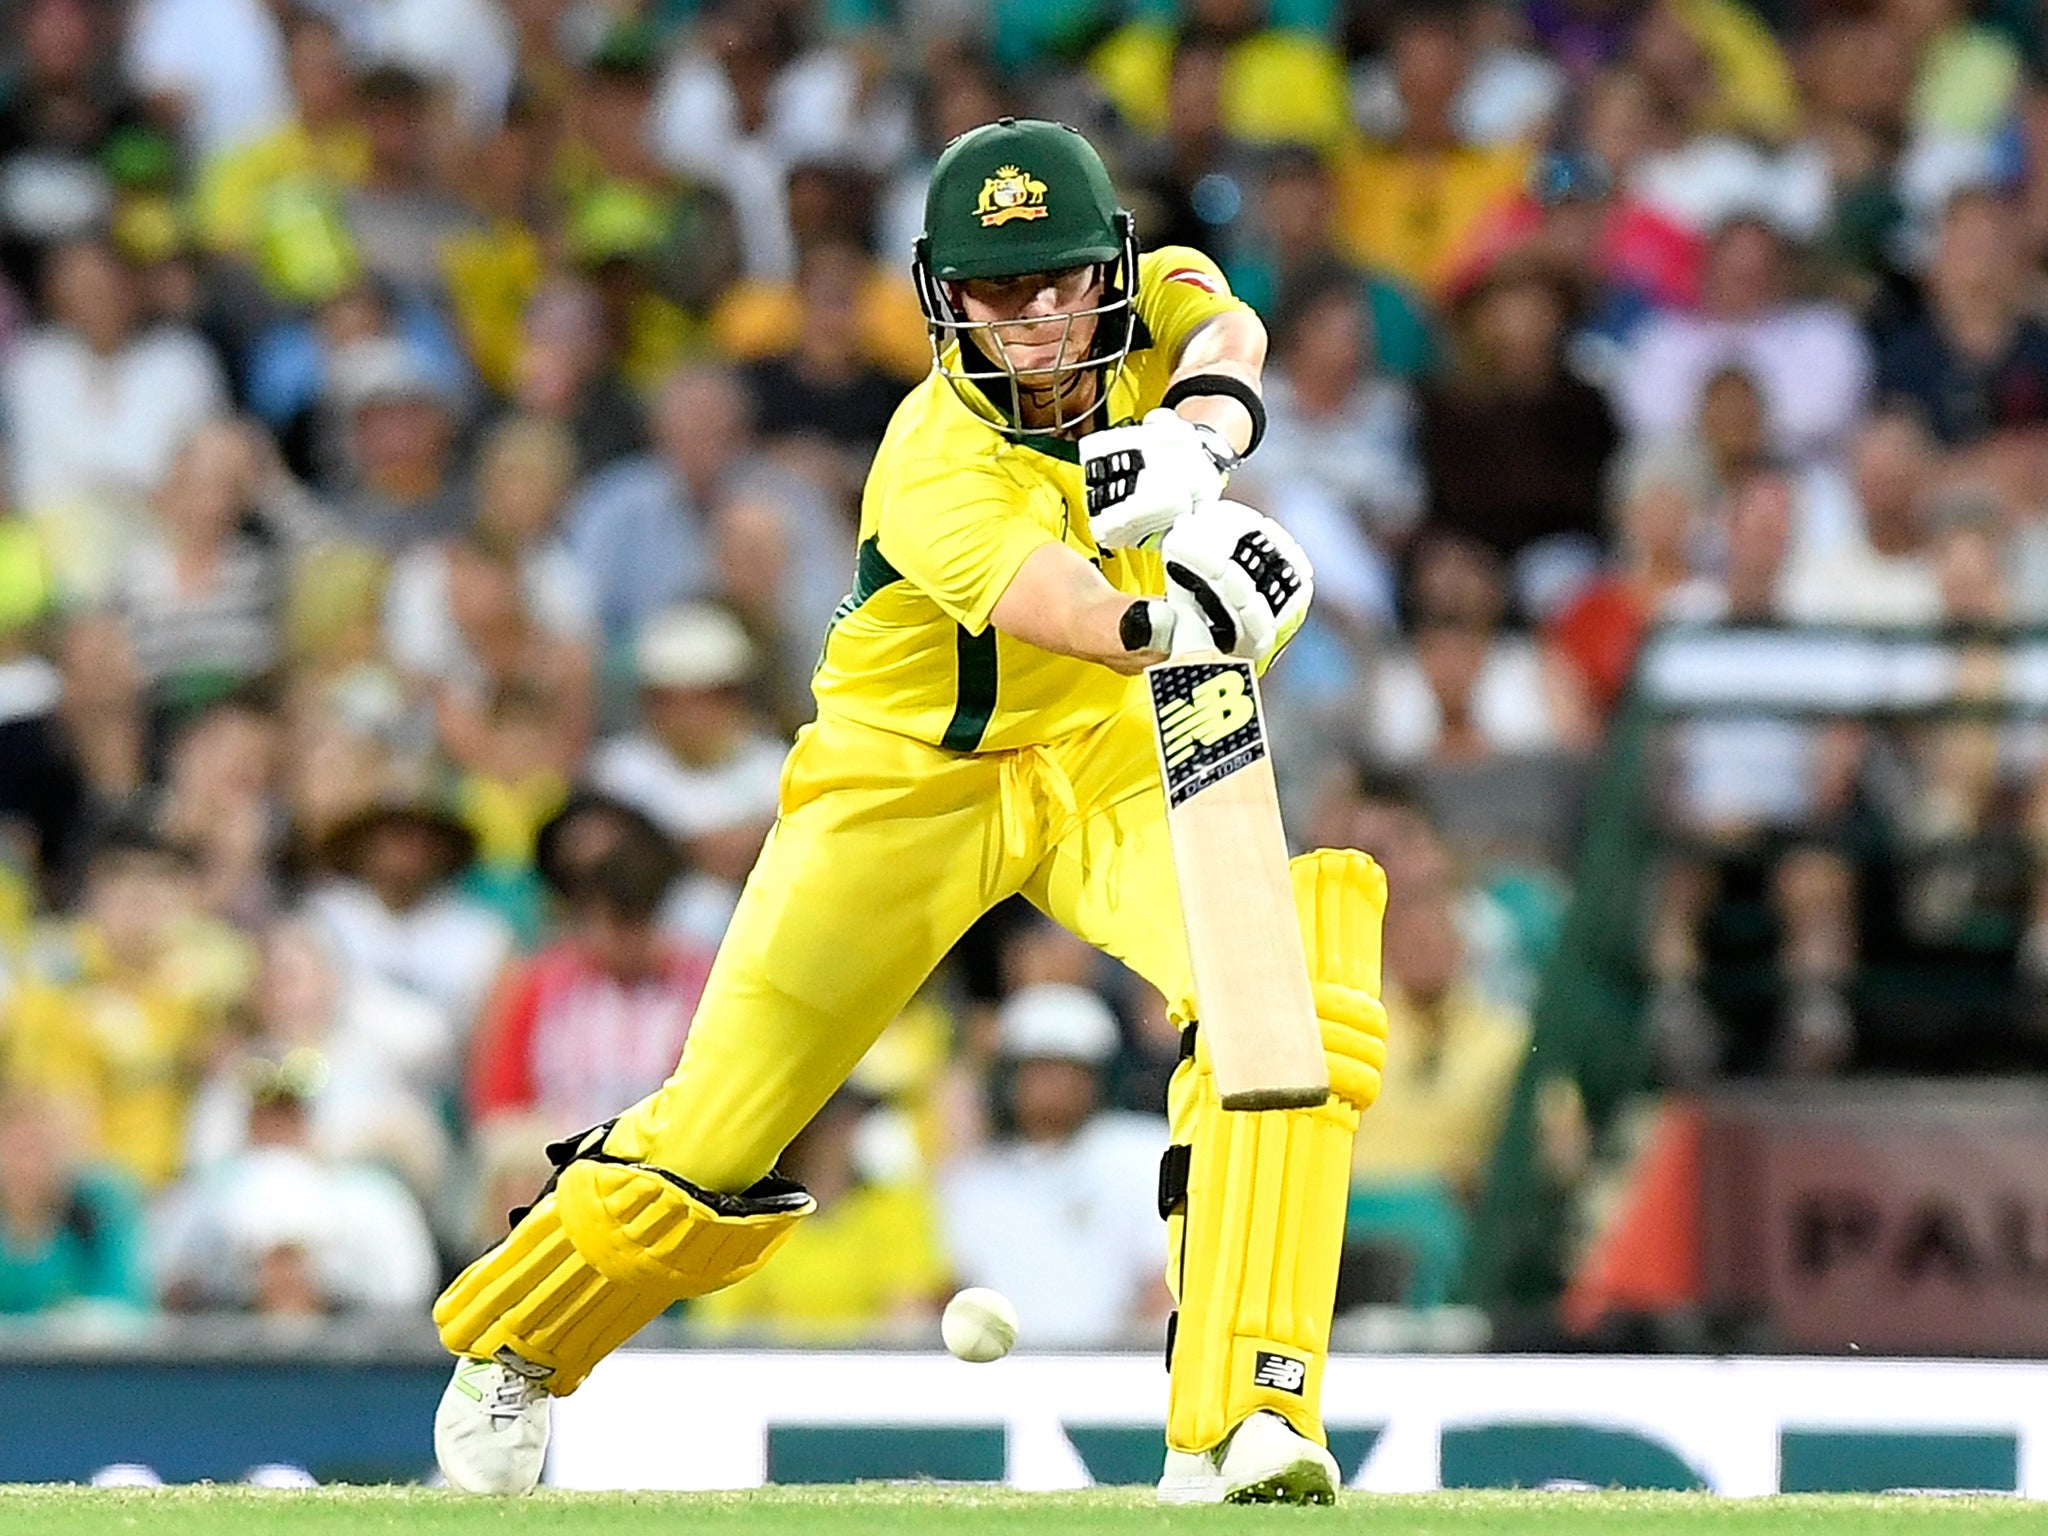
[1081,408,1236,551]
[1159,499,1314,667]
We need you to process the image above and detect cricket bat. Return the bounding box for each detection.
[1146,648,1330,1111]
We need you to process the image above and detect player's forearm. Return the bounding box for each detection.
[1168,311,1268,458]
[989,541,1167,674]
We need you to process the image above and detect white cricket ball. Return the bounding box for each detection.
[941,1287,1019,1362]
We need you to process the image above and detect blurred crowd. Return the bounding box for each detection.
[4,0,2048,1341]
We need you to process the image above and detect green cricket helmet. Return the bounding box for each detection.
[911,117,1140,437]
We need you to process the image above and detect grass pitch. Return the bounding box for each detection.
[0,1485,2038,1535]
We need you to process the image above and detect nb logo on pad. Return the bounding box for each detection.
[1158,670,1255,767]
[1253,1352,1307,1394]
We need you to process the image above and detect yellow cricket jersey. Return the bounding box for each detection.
[811,246,1251,755]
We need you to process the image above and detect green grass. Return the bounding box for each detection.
[0,1486,2038,1535]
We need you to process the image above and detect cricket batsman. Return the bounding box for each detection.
[432,118,1389,1505]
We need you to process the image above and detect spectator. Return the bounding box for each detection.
[152,692,284,927]
[0,0,151,296]
[1354,0,1567,150]
[471,832,710,1135]
[1090,0,1351,152]
[1251,268,1425,558]
[1352,804,1530,1195]
[154,1070,437,1315]
[1332,0,1534,291]
[588,605,786,946]
[192,8,367,263]
[1225,146,1437,378]
[510,278,647,478]
[439,87,550,398]
[742,241,911,470]
[1781,408,1944,626]
[301,794,513,1033]
[1419,254,1619,595]
[938,984,1169,1349]
[246,277,470,484]
[564,364,850,700]
[382,416,595,708]
[447,681,576,908]
[325,337,470,551]
[691,1090,946,1344]
[1876,190,2048,449]
[651,0,911,282]
[357,0,518,136]
[115,420,290,722]
[714,158,927,382]
[1615,216,1872,464]
[1344,794,1529,1304]
[183,917,456,1202]
[0,0,150,166]
[1649,467,1863,1080]
[1366,534,1596,766]
[1119,36,1262,258]
[1544,441,1704,719]
[557,25,742,386]
[2,824,254,1187]
[419,542,595,786]
[1310,759,1548,1013]
[559,366,738,648]
[340,64,479,301]
[0,1088,149,1317]
[4,237,228,600]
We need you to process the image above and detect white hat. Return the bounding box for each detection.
[328,337,453,413]
[635,604,754,691]
[997,983,1121,1065]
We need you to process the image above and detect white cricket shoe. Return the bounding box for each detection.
[434,1354,552,1494]
[1156,1411,1341,1506]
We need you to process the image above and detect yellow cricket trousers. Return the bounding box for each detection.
[603,703,1191,1190]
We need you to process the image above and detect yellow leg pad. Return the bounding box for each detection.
[434,1159,813,1395]
[1161,848,1389,1455]
[1164,1058,1359,1454]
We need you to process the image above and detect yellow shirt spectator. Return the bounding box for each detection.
[1333,137,1532,293]
[195,122,370,257]
[690,1178,947,1343]
[713,270,932,384]
[1350,979,1528,1196]
[3,919,253,1188]
[1091,22,1352,149]
[442,218,547,397]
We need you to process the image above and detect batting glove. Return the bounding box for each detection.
[1081,408,1236,551]
[1159,499,1314,668]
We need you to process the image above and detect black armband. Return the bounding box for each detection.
[1120,598,1171,653]
[1161,372,1266,458]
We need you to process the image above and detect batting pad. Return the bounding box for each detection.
[435,1154,813,1394]
[1162,849,1388,1455]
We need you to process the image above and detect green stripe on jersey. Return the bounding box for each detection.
[941,625,998,751]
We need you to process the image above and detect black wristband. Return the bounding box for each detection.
[1161,372,1266,458]
[1120,599,1169,653]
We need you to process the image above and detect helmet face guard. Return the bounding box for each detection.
[913,211,1141,439]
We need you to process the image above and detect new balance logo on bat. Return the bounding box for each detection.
[1158,669,1255,768]
[1253,1352,1307,1394]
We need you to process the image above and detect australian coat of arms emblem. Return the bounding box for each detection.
[975,166,1049,227]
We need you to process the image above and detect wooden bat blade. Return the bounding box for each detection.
[1147,651,1329,1111]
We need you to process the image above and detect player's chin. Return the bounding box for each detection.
[1002,349,1070,380]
